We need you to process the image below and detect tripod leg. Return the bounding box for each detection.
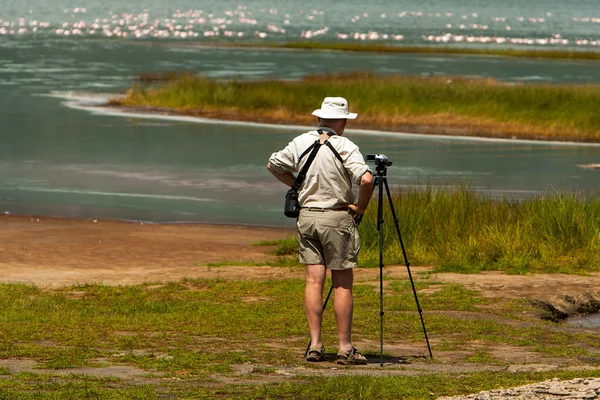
[376,175,385,367]
[305,283,334,356]
[382,177,433,360]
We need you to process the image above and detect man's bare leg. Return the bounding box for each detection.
[332,268,354,353]
[305,264,326,349]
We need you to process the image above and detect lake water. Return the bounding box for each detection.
[567,313,600,328]
[2,0,600,49]
[1,1,600,227]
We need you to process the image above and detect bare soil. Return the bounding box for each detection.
[0,214,297,287]
[2,213,600,396]
[3,214,599,305]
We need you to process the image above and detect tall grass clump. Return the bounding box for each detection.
[114,72,600,142]
[357,186,600,274]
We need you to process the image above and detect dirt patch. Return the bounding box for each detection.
[3,213,600,320]
[423,271,600,303]
[0,358,154,384]
[3,214,600,299]
[0,214,295,287]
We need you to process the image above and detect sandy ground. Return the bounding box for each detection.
[0,214,298,287]
[3,214,600,303]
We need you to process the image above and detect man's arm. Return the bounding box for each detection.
[347,171,374,215]
[267,162,296,187]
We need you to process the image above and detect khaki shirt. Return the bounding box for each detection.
[269,130,371,209]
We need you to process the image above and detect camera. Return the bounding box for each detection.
[366,154,393,167]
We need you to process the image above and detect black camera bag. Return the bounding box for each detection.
[284,139,322,218]
[284,188,301,218]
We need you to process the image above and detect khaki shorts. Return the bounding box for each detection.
[297,208,360,270]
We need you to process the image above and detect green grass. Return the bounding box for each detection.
[155,39,600,61]
[1,273,600,398]
[204,256,301,267]
[113,71,600,142]
[246,370,600,399]
[259,186,600,274]
[2,370,600,399]
[0,379,159,400]
[277,41,600,61]
[254,236,298,256]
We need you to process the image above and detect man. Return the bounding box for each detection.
[267,97,374,365]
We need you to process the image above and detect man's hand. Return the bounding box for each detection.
[346,204,366,215]
[346,204,366,224]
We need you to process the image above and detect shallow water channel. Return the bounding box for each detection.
[566,313,600,328]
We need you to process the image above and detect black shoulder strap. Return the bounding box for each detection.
[299,140,319,161]
[317,128,344,164]
[325,141,343,164]
[292,140,321,191]
[292,130,345,191]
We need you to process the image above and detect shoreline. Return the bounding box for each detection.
[0,212,292,230]
[104,70,600,144]
[112,104,600,147]
[57,92,600,147]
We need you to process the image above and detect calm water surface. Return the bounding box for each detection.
[567,313,600,328]
[1,1,600,227]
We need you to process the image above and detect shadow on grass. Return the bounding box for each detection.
[375,354,429,366]
[318,352,427,365]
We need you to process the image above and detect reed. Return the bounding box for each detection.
[252,186,600,274]
[113,72,600,142]
[357,186,600,274]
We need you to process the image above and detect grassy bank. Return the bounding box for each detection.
[260,186,600,275]
[276,41,600,61]
[150,40,600,61]
[112,72,600,142]
[1,277,600,399]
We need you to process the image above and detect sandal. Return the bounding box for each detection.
[306,345,325,362]
[336,346,367,365]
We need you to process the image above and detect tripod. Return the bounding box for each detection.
[370,156,433,365]
[305,155,433,365]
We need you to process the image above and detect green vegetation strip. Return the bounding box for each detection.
[151,39,600,61]
[1,277,600,399]
[278,41,600,61]
[113,71,600,142]
[253,186,600,275]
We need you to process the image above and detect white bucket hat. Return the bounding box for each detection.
[311,97,358,120]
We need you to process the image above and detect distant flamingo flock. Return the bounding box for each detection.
[1,6,599,48]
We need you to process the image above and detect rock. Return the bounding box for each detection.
[532,291,600,322]
[437,378,600,400]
